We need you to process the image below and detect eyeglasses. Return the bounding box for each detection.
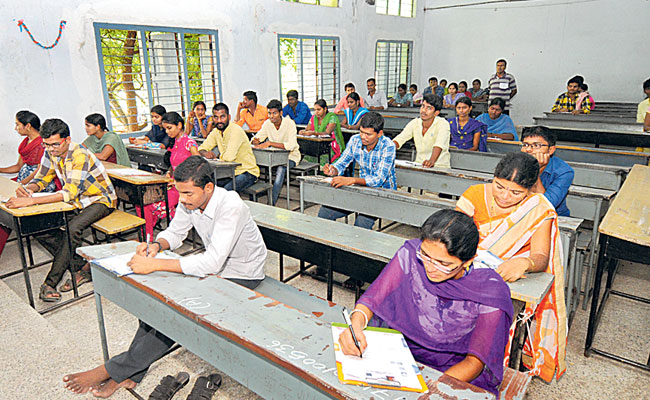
[41,138,67,149]
[521,142,550,150]
[416,248,462,275]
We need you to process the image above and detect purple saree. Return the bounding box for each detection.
[449,117,488,152]
[357,239,513,397]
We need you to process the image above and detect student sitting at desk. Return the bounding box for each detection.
[333,82,366,114]
[62,156,267,398]
[410,84,423,106]
[636,78,650,123]
[82,113,130,167]
[476,98,518,141]
[185,101,211,138]
[140,112,200,237]
[551,76,591,114]
[365,78,388,110]
[387,83,412,108]
[6,118,116,302]
[129,105,170,149]
[439,79,449,96]
[235,90,268,133]
[469,79,488,101]
[576,83,595,113]
[318,111,396,230]
[0,110,57,258]
[458,81,472,98]
[339,209,513,397]
[198,103,260,192]
[520,126,574,217]
[299,99,346,166]
[282,89,311,125]
[443,83,463,108]
[252,99,301,205]
[340,92,368,130]
[456,152,567,383]
[449,97,488,152]
[423,76,445,98]
[392,93,451,168]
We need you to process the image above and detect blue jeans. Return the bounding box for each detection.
[317,206,377,230]
[217,172,257,192]
[272,160,296,205]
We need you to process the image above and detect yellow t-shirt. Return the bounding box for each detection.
[392,116,451,168]
[637,98,650,123]
[198,123,260,177]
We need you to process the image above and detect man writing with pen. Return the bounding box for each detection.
[62,156,268,397]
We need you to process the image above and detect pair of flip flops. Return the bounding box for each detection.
[60,270,92,292]
[149,372,222,400]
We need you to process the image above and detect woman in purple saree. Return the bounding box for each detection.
[338,210,513,397]
[449,97,488,152]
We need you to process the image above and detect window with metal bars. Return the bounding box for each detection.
[375,40,413,96]
[278,35,340,106]
[376,0,416,18]
[281,0,339,7]
[94,23,222,133]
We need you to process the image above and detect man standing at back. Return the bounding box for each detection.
[488,59,517,115]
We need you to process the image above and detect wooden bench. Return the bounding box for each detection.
[243,181,273,205]
[290,160,319,178]
[91,210,145,243]
[78,242,530,400]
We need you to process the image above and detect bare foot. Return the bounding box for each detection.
[63,365,110,394]
[91,379,136,398]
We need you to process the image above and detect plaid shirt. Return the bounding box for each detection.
[31,142,116,209]
[551,92,592,113]
[332,134,396,190]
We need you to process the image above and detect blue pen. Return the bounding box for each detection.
[342,307,362,358]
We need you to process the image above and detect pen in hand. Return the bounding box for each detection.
[146,233,150,257]
[342,307,362,358]
[20,183,32,197]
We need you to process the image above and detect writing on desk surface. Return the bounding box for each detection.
[177,296,211,310]
[266,340,412,399]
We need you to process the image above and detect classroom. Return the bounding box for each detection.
[0,0,648,399]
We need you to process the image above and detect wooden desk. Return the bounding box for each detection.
[585,165,650,371]
[252,147,291,208]
[0,177,77,310]
[297,135,333,164]
[77,242,497,400]
[103,162,172,230]
[296,177,553,305]
[487,139,650,167]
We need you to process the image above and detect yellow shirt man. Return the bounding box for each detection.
[392,117,451,168]
[198,123,260,178]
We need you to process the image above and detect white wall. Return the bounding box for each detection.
[420,0,650,123]
[0,0,425,166]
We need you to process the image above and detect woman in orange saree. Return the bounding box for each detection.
[456,152,567,382]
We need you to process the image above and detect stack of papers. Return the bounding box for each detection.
[92,251,179,276]
[331,324,428,393]
[106,168,152,177]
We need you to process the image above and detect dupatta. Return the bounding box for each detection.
[308,112,346,165]
[343,107,368,126]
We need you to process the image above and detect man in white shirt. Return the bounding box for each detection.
[62,156,267,397]
[252,99,301,205]
[365,78,388,110]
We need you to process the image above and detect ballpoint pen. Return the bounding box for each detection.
[342,307,362,358]
[146,233,150,257]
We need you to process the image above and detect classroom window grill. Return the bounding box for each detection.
[282,0,339,7]
[375,40,413,96]
[94,24,222,133]
[376,0,416,18]
[278,35,340,106]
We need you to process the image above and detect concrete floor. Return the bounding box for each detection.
[0,189,648,399]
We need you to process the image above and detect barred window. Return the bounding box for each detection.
[376,0,416,18]
[278,35,340,106]
[282,0,338,7]
[94,23,222,132]
[375,40,413,96]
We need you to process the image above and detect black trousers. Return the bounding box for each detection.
[36,203,113,288]
[105,277,264,383]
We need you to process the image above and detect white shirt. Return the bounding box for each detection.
[253,117,302,165]
[157,187,267,280]
[365,90,388,109]
[392,117,451,168]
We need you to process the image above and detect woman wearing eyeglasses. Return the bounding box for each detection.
[456,151,567,384]
[338,209,513,397]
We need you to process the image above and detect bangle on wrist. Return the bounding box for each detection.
[525,256,535,272]
[349,309,369,329]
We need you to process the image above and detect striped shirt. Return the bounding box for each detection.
[332,134,396,190]
[31,142,117,209]
[487,72,517,109]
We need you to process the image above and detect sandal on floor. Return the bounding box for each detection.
[186,374,222,400]
[342,278,360,290]
[60,270,92,292]
[149,372,190,400]
[39,284,61,302]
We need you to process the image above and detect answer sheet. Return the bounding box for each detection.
[92,251,179,276]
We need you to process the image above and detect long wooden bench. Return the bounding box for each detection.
[78,242,530,400]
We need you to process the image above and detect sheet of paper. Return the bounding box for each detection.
[475,249,504,270]
[92,251,179,276]
[321,177,333,184]
[331,325,427,392]
[106,168,152,177]
[395,160,422,168]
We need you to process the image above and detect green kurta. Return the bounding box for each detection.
[83,131,130,167]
